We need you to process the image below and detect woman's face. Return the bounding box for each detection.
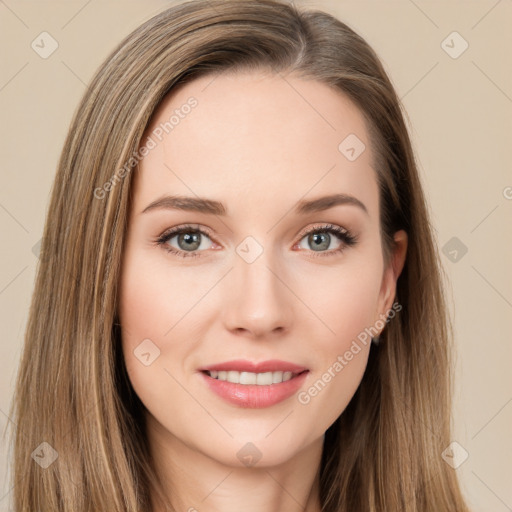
[118,71,406,468]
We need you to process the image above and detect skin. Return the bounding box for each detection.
[118,70,407,512]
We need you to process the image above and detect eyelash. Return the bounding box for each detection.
[154,223,358,259]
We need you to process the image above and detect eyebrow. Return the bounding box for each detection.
[141,193,369,216]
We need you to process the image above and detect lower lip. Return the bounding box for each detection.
[200,371,309,408]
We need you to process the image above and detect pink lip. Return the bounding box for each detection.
[199,359,307,373]
[198,359,309,408]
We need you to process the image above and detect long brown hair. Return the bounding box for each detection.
[9,0,471,510]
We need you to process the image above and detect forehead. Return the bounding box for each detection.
[133,71,379,221]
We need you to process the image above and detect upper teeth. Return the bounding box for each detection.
[208,370,295,385]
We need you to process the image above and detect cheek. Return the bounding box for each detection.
[118,247,194,344]
[117,250,185,401]
[292,259,381,422]
[295,258,382,350]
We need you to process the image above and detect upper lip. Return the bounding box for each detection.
[199,359,308,373]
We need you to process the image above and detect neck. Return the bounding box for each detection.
[146,414,324,512]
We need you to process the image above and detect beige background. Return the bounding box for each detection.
[1,1,511,510]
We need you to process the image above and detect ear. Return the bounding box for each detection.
[375,230,408,330]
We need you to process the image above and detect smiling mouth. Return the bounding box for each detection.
[200,365,310,408]
[203,370,307,385]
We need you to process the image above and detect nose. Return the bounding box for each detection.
[221,250,294,339]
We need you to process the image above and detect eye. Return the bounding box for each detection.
[155,223,358,259]
[155,224,215,258]
[294,223,358,257]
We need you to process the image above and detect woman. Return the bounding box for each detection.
[10,0,472,510]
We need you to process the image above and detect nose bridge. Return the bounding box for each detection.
[222,243,293,336]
